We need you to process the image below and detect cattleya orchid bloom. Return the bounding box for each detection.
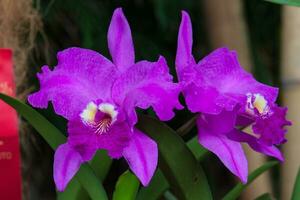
[176,11,291,183]
[28,8,182,191]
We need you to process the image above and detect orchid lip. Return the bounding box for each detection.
[80,102,118,134]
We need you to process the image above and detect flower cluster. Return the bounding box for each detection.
[28,8,290,190]
[175,11,291,182]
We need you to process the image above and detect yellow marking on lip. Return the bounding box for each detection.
[253,94,268,114]
[80,102,118,134]
[80,102,98,123]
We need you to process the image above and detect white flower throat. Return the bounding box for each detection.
[80,102,118,134]
[246,93,270,116]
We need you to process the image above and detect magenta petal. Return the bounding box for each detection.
[202,107,238,134]
[67,119,99,160]
[252,105,291,146]
[112,56,182,126]
[227,129,284,161]
[175,11,195,76]
[102,122,133,158]
[236,114,254,127]
[108,8,135,71]
[179,47,278,115]
[68,118,132,159]
[28,47,116,120]
[184,83,222,114]
[196,48,278,105]
[54,143,83,191]
[122,129,158,186]
[197,117,248,183]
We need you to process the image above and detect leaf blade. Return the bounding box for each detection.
[264,0,300,6]
[57,179,81,200]
[112,171,140,200]
[291,167,300,200]
[137,115,212,200]
[0,93,108,200]
[73,150,112,200]
[136,169,169,200]
[186,136,208,161]
[222,161,278,200]
[254,193,273,200]
[0,93,65,148]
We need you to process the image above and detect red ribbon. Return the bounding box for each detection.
[0,49,22,200]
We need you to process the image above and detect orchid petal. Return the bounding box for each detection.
[236,114,253,127]
[197,117,248,183]
[54,143,83,191]
[123,129,158,186]
[103,122,133,158]
[67,118,99,160]
[184,83,222,114]
[181,48,278,114]
[228,129,284,161]
[68,117,132,159]
[196,48,278,105]
[108,8,135,71]
[203,107,238,134]
[112,56,182,126]
[252,105,291,146]
[28,48,116,120]
[176,11,194,77]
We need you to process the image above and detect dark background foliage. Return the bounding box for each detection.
[27,0,282,199]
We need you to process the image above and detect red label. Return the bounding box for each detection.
[0,49,22,200]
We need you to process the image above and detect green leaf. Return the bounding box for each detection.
[0,93,108,200]
[137,135,209,200]
[137,169,169,200]
[57,179,81,200]
[90,150,112,181]
[74,150,112,200]
[186,136,208,161]
[112,171,140,200]
[264,0,300,6]
[254,193,273,200]
[223,161,278,200]
[291,167,300,200]
[176,116,196,136]
[137,115,212,200]
[0,93,66,149]
[163,191,178,200]
[76,165,108,200]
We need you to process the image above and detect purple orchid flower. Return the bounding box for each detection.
[28,8,182,191]
[175,11,291,183]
